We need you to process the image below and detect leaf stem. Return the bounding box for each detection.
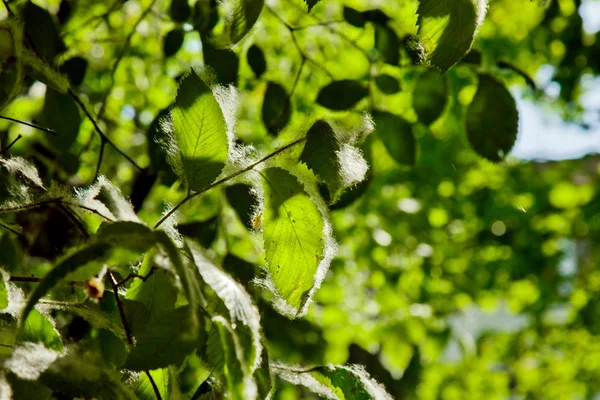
[67,88,143,174]
[153,136,307,229]
[107,270,162,400]
[0,134,22,154]
[0,116,58,136]
[0,198,63,214]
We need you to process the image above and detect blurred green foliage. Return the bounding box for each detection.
[1,0,600,398]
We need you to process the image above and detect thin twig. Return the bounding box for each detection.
[0,135,22,154]
[0,221,24,239]
[9,276,83,286]
[266,6,333,79]
[107,270,162,400]
[61,201,115,222]
[0,198,62,214]
[96,0,159,120]
[67,88,143,174]
[154,136,307,229]
[0,116,58,136]
[115,266,159,287]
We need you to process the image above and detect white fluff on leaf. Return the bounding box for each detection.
[475,0,489,31]
[271,362,338,400]
[188,244,262,371]
[343,364,394,400]
[336,144,368,188]
[0,372,12,400]
[3,342,58,380]
[75,176,139,222]
[0,157,44,189]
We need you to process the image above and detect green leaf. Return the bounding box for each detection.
[300,120,341,198]
[59,56,88,86]
[188,245,261,372]
[343,7,365,28]
[0,275,7,310]
[194,0,219,34]
[22,1,66,62]
[304,0,320,12]
[417,0,487,72]
[375,24,400,65]
[0,234,21,272]
[254,349,274,399]
[413,69,448,125]
[40,88,81,152]
[262,81,291,135]
[226,183,258,230]
[212,316,252,399]
[362,9,391,25]
[202,37,239,86]
[147,107,178,180]
[39,349,138,399]
[260,167,327,315]
[124,250,178,332]
[124,306,198,370]
[178,216,219,247]
[373,111,416,166]
[466,74,519,162]
[273,363,393,400]
[6,373,52,400]
[170,0,192,23]
[374,74,401,94]
[21,309,63,351]
[0,19,24,111]
[224,0,265,44]
[164,28,185,57]
[136,368,180,400]
[171,72,229,191]
[247,44,267,78]
[317,80,368,111]
[20,242,111,327]
[22,47,70,92]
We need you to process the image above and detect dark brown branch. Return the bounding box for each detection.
[115,266,160,287]
[0,116,58,136]
[154,136,307,229]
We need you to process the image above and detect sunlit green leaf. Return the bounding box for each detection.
[273,363,393,400]
[417,0,487,72]
[261,167,326,315]
[224,0,264,44]
[171,72,229,191]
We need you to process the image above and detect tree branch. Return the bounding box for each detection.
[0,116,58,136]
[107,271,162,400]
[154,136,307,229]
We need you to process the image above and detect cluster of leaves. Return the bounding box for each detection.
[1,0,599,398]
